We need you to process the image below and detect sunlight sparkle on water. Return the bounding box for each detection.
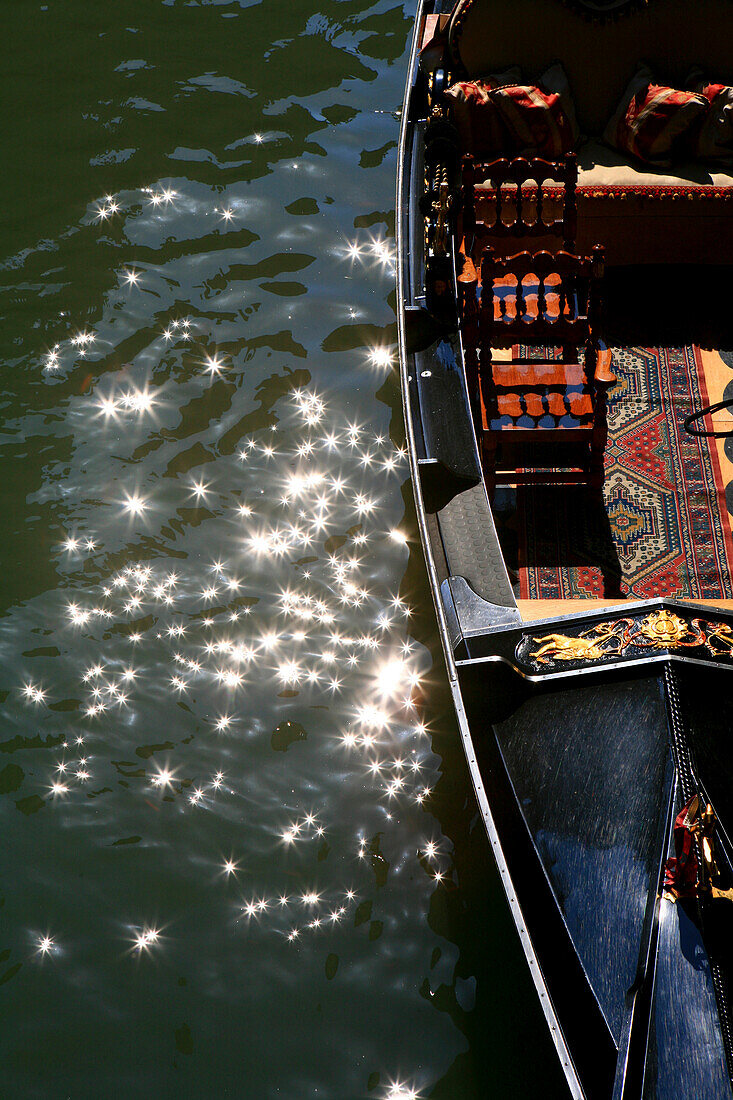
[26,344,438,971]
[22,682,46,704]
[122,492,148,517]
[151,766,175,788]
[385,1083,421,1100]
[132,927,161,954]
[203,352,227,377]
[368,346,395,370]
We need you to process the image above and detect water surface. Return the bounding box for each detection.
[1,2,566,1096]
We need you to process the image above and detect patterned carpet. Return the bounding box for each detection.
[517,346,733,600]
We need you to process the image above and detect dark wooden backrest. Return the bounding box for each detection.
[479,244,604,347]
[463,152,578,248]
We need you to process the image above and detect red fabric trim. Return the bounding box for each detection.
[699,83,729,104]
[538,184,733,200]
[663,797,699,897]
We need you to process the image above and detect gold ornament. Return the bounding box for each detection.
[529,622,623,663]
[638,610,690,647]
[705,622,733,653]
[523,611,733,668]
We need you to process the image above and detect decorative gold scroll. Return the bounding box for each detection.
[519,610,733,668]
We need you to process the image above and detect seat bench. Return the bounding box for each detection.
[443,0,733,265]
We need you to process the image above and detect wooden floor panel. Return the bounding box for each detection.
[517,598,733,623]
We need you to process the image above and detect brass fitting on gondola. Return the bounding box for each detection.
[701,802,720,889]
[422,68,460,324]
[694,802,733,903]
[431,181,450,257]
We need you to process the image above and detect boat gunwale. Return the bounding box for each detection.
[398,5,733,1097]
[396,6,586,1097]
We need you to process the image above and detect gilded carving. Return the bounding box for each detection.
[519,611,733,669]
[530,622,624,663]
[705,623,733,653]
[638,610,690,647]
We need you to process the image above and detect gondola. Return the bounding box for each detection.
[396,1,733,1097]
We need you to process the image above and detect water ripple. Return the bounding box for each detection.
[0,2,567,1097]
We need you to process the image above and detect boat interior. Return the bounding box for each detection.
[456,658,733,1100]
[407,0,733,632]
[481,271,730,624]
[398,2,733,1096]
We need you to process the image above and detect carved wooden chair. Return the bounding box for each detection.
[457,153,581,415]
[462,152,578,253]
[473,245,613,492]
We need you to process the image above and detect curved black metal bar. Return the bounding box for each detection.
[684,398,733,439]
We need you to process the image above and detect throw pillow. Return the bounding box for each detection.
[492,63,580,159]
[686,70,733,164]
[445,67,522,158]
[603,65,708,166]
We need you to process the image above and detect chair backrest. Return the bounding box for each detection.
[463,153,577,249]
[479,244,604,348]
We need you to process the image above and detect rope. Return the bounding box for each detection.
[663,664,695,800]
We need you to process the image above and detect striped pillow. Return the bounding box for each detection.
[445,68,522,157]
[492,64,580,159]
[686,74,733,164]
[604,66,708,166]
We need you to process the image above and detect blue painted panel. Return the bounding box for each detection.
[494,675,670,1041]
[644,899,732,1100]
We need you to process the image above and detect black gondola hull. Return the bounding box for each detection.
[396,5,733,1097]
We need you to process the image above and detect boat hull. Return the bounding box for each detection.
[396,6,733,1097]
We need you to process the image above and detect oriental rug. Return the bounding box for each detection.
[516,345,733,600]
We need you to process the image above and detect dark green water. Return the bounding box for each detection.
[1,2,566,1096]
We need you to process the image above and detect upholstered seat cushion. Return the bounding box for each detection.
[472,141,733,263]
[576,140,733,189]
[574,142,733,262]
[474,141,733,209]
